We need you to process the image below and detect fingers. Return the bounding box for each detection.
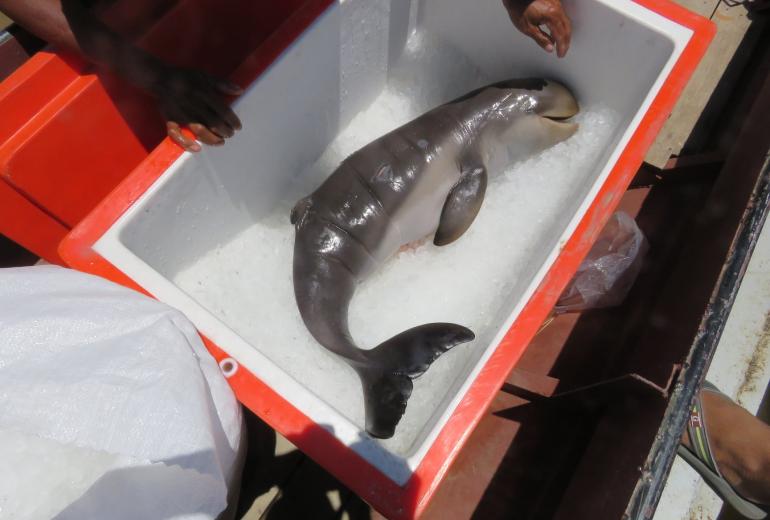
[215,79,244,96]
[504,0,572,58]
[167,120,225,151]
[525,23,555,53]
[547,10,572,57]
[189,91,241,138]
[187,75,242,139]
[189,123,225,146]
[165,94,240,151]
[207,76,243,130]
[199,91,242,134]
[159,68,244,151]
[167,121,201,152]
[222,105,242,132]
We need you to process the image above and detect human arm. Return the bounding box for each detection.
[0,0,242,150]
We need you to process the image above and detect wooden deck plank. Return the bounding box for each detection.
[645,1,753,167]
[672,0,720,17]
[0,12,11,32]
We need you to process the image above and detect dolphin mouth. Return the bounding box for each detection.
[544,113,575,121]
[543,111,579,126]
[540,114,580,139]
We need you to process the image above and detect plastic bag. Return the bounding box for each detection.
[0,266,244,520]
[555,211,648,313]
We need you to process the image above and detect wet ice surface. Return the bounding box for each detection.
[174,32,620,455]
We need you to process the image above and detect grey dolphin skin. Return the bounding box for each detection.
[291,79,579,438]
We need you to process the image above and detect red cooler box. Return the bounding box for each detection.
[60,0,714,517]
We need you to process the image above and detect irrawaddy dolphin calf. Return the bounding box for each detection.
[291,79,579,438]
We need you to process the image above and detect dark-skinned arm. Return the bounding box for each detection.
[0,0,242,151]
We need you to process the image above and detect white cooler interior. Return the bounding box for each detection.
[94,0,692,484]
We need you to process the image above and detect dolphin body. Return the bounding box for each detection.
[291,79,579,438]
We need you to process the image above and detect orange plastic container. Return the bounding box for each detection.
[59,1,715,517]
[0,0,306,263]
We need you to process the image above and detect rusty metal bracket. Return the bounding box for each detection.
[630,151,725,189]
[498,360,682,415]
[498,371,670,420]
[724,0,770,11]
[501,368,560,400]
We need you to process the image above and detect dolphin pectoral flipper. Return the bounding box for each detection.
[434,164,488,246]
[358,323,475,438]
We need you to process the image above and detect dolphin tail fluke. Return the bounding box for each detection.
[357,323,475,439]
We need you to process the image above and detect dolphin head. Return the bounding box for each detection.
[476,79,580,169]
[505,80,580,158]
[532,80,580,120]
[525,80,580,145]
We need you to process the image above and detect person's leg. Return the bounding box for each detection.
[681,386,770,505]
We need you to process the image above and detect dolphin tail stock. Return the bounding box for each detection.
[355,323,475,439]
[293,223,475,438]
